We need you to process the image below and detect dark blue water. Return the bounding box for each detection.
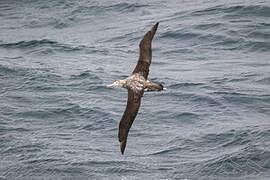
[1,0,270,179]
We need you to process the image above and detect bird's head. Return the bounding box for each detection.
[106,80,124,88]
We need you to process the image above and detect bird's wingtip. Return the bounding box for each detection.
[152,22,159,32]
[120,140,127,155]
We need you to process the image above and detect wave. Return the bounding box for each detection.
[0,39,58,48]
[0,39,82,52]
[0,127,29,133]
[0,39,111,56]
[160,4,270,53]
[243,41,270,52]
[70,160,144,175]
[149,146,184,156]
[194,147,269,178]
[0,64,18,75]
[106,2,149,13]
[256,77,270,85]
[24,158,62,165]
[222,5,270,18]
[18,2,148,30]
[0,63,33,78]
[193,23,223,31]
[3,143,44,154]
[154,110,199,125]
[169,82,204,89]
[191,4,270,18]
[194,128,270,177]
[160,27,270,53]
[160,30,200,40]
[72,2,148,15]
[150,128,270,178]
[70,70,101,81]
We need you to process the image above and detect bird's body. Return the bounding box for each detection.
[106,22,163,154]
[122,74,146,92]
[112,73,163,93]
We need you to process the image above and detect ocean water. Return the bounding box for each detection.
[0,0,270,179]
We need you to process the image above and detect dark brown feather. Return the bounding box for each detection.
[132,22,159,80]
[118,89,144,154]
[144,82,163,91]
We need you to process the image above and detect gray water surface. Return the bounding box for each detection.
[1,0,270,179]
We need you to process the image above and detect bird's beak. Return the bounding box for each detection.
[106,83,115,88]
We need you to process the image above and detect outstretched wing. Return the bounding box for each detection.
[132,22,159,80]
[118,89,144,154]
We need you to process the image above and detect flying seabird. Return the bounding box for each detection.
[106,22,164,154]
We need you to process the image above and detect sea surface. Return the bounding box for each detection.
[1,0,270,179]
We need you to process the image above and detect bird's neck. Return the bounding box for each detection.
[118,79,126,87]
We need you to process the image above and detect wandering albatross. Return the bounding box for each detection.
[106,22,164,154]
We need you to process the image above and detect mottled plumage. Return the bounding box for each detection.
[106,22,164,154]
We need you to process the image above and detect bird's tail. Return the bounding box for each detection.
[144,82,164,91]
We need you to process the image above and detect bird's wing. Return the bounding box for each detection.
[118,89,144,154]
[132,22,159,80]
